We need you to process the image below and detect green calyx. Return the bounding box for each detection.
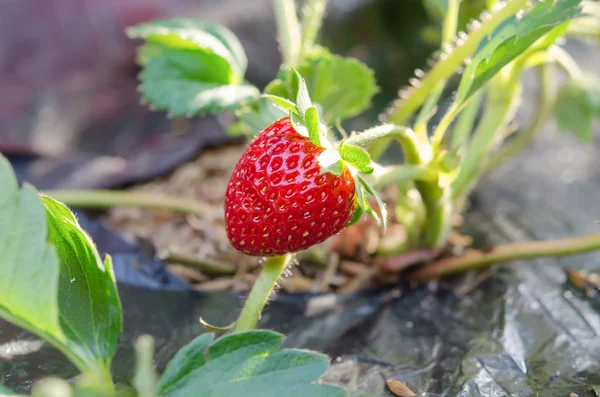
[264,69,385,231]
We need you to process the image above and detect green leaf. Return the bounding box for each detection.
[339,142,374,174]
[454,0,583,108]
[140,49,260,117]
[127,18,247,77]
[0,155,66,359]
[158,333,214,393]
[0,155,120,382]
[266,48,378,123]
[305,106,321,146]
[0,384,14,395]
[42,195,122,372]
[555,72,600,142]
[160,330,345,397]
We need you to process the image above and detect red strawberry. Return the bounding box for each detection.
[225,117,357,256]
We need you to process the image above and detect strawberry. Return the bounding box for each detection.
[225,117,357,256]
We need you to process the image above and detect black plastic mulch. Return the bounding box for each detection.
[1,0,600,396]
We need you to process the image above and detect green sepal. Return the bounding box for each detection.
[357,175,388,232]
[317,150,344,176]
[304,106,321,146]
[291,68,313,118]
[339,141,374,174]
[263,95,300,116]
[346,202,364,227]
[354,175,388,232]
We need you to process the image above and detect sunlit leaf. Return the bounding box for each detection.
[140,49,260,117]
[454,0,583,108]
[127,18,247,77]
[0,156,65,355]
[267,48,378,123]
[0,154,121,381]
[43,195,122,373]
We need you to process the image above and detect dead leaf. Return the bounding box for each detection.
[386,379,416,397]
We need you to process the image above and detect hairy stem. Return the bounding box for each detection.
[346,125,451,249]
[44,189,212,218]
[384,0,529,125]
[345,125,425,163]
[483,63,557,173]
[414,0,462,128]
[410,233,600,282]
[234,254,292,332]
[549,45,583,79]
[300,0,329,57]
[451,66,522,201]
[450,89,484,150]
[442,0,461,48]
[370,165,437,189]
[274,0,302,66]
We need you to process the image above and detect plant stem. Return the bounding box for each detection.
[44,189,212,218]
[410,233,600,282]
[549,45,583,79]
[413,0,461,129]
[384,0,529,126]
[300,0,329,57]
[371,0,461,158]
[450,89,484,150]
[442,0,460,48]
[370,164,437,189]
[346,125,451,249]
[158,251,237,275]
[345,125,425,163]
[274,0,302,66]
[483,63,557,173]
[234,254,292,332]
[451,66,522,200]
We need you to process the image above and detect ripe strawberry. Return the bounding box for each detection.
[225,117,357,256]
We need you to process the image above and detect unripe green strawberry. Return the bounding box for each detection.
[225,117,357,256]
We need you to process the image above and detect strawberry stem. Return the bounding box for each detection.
[344,125,425,164]
[234,254,292,332]
[382,0,530,126]
[346,124,452,250]
[409,233,600,282]
[43,189,212,218]
[274,0,301,66]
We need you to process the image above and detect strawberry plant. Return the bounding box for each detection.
[2,0,600,394]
